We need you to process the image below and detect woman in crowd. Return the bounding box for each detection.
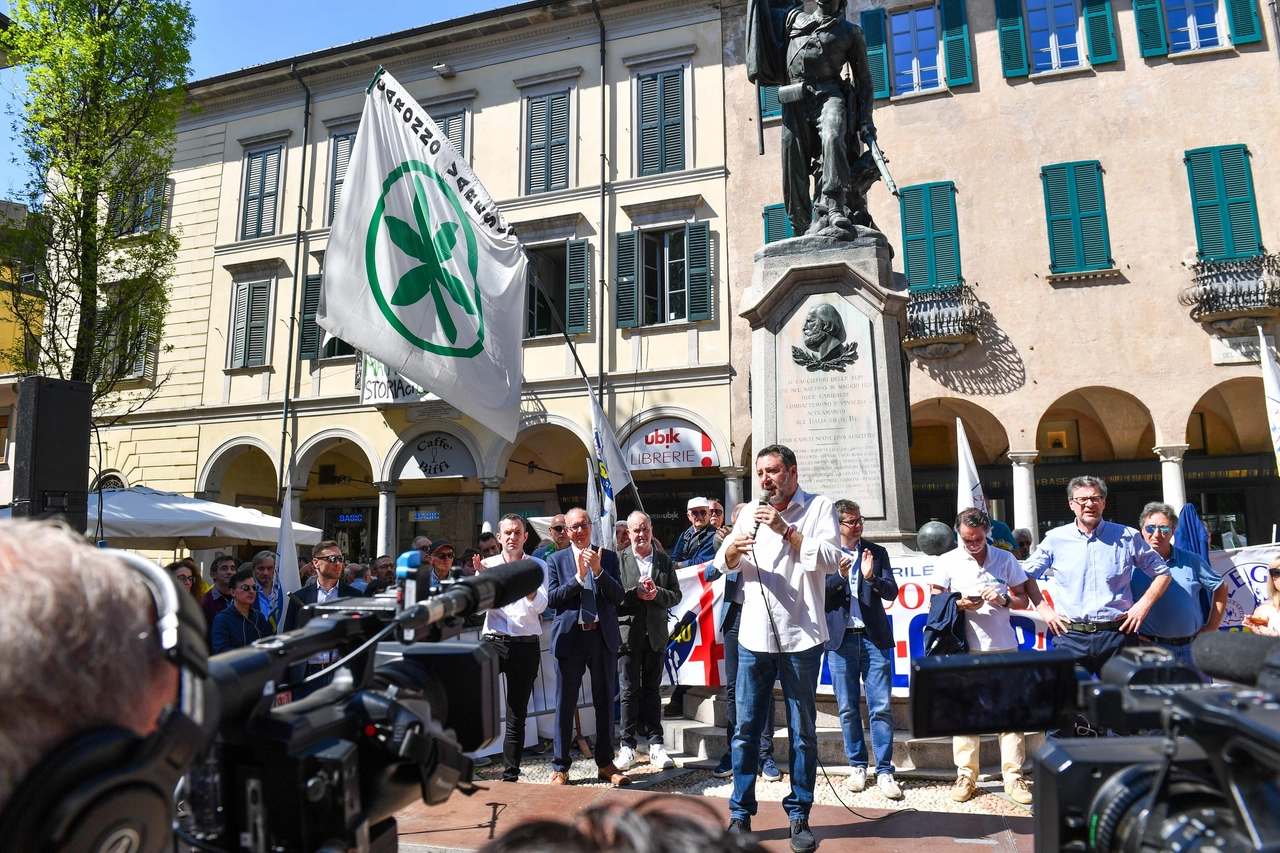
[1245,556,1280,636]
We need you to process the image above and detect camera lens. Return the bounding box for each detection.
[1088,764,1231,853]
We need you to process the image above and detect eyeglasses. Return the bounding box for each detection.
[568,522,592,532]
[1072,496,1105,505]
[689,509,709,517]
[238,584,259,593]
[1143,524,1172,535]
[176,575,193,584]
[1269,568,1280,578]
[840,518,864,527]
[318,554,345,564]
[550,525,567,533]
[434,551,455,560]
[710,509,724,517]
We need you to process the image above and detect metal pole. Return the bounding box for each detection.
[756,82,765,156]
[591,0,607,410]
[277,64,312,503]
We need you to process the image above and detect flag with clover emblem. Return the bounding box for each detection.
[319,68,527,441]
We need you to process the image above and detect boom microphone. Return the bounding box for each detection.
[398,559,543,634]
[1191,630,1280,686]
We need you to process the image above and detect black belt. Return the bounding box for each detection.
[579,622,599,631]
[484,633,539,644]
[1067,619,1125,633]
[845,627,866,635]
[1143,634,1195,646]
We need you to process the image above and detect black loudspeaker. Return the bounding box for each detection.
[11,376,92,534]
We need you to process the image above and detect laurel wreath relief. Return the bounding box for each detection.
[791,342,859,372]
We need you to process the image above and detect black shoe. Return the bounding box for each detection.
[728,817,752,835]
[790,818,816,853]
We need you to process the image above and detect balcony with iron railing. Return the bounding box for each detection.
[1178,253,1280,328]
[902,282,986,358]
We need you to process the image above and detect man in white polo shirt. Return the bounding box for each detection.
[930,507,1034,806]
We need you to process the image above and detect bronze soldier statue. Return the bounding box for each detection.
[749,0,884,239]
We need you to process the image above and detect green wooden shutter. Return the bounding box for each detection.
[861,9,892,98]
[685,221,712,321]
[639,75,660,175]
[763,203,793,243]
[1132,0,1169,56]
[299,274,322,360]
[527,95,548,194]
[242,148,279,239]
[1082,0,1118,64]
[940,0,974,86]
[246,281,270,367]
[1186,145,1261,261]
[1042,162,1112,272]
[1226,0,1262,44]
[142,174,167,232]
[231,282,249,368]
[759,85,781,118]
[900,183,961,292]
[994,0,1029,77]
[1073,162,1111,269]
[330,133,354,223]
[565,239,591,334]
[660,71,684,173]
[548,93,569,190]
[615,230,640,329]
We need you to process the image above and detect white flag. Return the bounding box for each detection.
[956,417,987,515]
[319,68,527,441]
[589,390,633,533]
[585,457,604,549]
[1260,327,1280,476]
[275,485,303,633]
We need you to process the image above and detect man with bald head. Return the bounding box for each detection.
[545,507,628,786]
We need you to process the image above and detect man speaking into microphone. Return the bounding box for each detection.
[713,445,843,852]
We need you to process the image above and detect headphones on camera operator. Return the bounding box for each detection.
[0,551,217,853]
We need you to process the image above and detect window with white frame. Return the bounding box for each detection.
[890,6,942,94]
[1026,0,1084,72]
[615,221,711,328]
[1163,0,1221,51]
[641,229,688,324]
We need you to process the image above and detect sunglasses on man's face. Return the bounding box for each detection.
[1143,524,1172,535]
[317,554,344,564]
[238,584,259,593]
[550,525,567,533]
[434,551,455,561]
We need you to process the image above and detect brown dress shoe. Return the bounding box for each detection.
[550,770,568,785]
[597,764,631,786]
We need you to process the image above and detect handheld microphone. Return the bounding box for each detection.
[397,559,543,635]
[751,488,775,539]
[1191,631,1280,687]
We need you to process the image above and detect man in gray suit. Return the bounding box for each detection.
[615,511,683,772]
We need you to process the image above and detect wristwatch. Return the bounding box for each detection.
[1000,592,1011,607]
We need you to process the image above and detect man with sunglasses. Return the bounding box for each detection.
[282,540,362,634]
[211,568,272,653]
[1131,502,1227,672]
[1025,476,1171,678]
[672,497,718,570]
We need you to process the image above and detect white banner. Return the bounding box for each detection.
[319,68,526,441]
[1260,327,1280,475]
[1209,543,1278,628]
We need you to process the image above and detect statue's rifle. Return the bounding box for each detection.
[865,132,899,197]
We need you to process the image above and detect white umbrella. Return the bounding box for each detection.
[0,486,322,549]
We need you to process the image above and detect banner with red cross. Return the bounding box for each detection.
[663,561,725,686]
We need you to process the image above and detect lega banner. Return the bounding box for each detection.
[661,547,1280,697]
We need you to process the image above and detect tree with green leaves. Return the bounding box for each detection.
[0,0,194,410]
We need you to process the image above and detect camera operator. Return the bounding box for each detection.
[930,507,1034,805]
[477,513,549,783]
[1131,502,1227,671]
[0,520,179,812]
[1024,476,1170,678]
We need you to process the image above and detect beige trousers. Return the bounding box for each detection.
[952,647,1025,782]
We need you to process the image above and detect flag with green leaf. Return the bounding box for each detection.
[319,68,527,441]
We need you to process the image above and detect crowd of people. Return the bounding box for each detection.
[142,443,1280,853]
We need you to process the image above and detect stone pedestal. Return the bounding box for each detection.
[739,236,916,548]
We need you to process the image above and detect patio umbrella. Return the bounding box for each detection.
[1174,502,1211,560]
[2,486,322,550]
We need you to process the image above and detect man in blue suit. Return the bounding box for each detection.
[545,507,630,786]
[824,499,902,800]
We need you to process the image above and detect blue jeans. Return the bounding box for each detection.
[730,644,823,821]
[826,630,895,775]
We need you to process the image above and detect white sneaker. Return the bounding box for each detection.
[846,766,867,792]
[648,744,675,769]
[615,745,637,772]
[877,772,904,800]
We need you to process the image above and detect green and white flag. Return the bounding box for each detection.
[319,68,526,441]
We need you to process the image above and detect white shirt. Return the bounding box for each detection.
[932,546,1028,651]
[842,546,865,630]
[481,554,549,637]
[635,549,654,580]
[315,581,342,605]
[711,487,843,654]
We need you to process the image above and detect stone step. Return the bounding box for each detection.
[659,717,1044,775]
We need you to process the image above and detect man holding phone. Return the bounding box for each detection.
[615,511,683,772]
[931,507,1034,805]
